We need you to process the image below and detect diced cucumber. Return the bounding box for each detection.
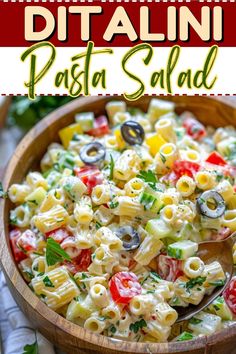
[145,218,171,240]
[45,170,62,187]
[140,192,156,209]
[170,222,196,242]
[151,198,164,214]
[208,296,233,321]
[188,312,221,335]
[140,188,164,214]
[75,112,94,132]
[167,240,198,260]
[57,152,75,171]
[145,184,165,194]
[66,295,94,321]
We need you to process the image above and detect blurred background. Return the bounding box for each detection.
[0,97,74,177]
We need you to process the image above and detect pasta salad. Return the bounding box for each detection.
[7,99,236,342]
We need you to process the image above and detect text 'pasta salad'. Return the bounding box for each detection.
[7,99,236,342]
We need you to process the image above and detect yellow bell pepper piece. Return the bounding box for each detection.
[59,123,82,148]
[146,133,167,156]
[114,127,126,150]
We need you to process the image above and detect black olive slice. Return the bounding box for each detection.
[121,121,145,146]
[197,190,226,219]
[116,226,141,251]
[79,142,106,165]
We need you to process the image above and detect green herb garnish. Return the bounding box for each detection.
[140,275,149,286]
[137,170,159,190]
[95,221,102,230]
[189,317,203,325]
[10,216,18,225]
[215,172,224,182]
[110,325,117,334]
[137,170,158,190]
[209,279,226,287]
[172,296,180,305]
[46,237,71,266]
[109,154,114,180]
[129,319,147,333]
[37,272,45,277]
[0,182,8,199]
[150,271,162,282]
[176,331,194,341]
[198,197,205,204]
[27,200,38,206]
[186,276,206,290]
[213,304,220,311]
[160,153,166,164]
[23,270,34,280]
[216,296,224,304]
[22,340,38,354]
[43,276,54,288]
[109,201,119,209]
[82,273,88,279]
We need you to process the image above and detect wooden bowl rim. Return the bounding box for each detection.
[1,96,236,353]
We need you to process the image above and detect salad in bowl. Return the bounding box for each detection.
[7,98,236,343]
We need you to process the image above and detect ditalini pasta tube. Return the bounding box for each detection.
[33,205,69,233]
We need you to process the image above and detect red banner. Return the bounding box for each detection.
[0,1,235,47]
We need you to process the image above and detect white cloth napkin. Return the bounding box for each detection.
[0,272,65,354]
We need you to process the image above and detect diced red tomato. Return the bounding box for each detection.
[157,254,183,282]
[205,151,227,166]
[183,114,206,141]
[45,228,70,243]
[75,166,103,194]
[109,272,142,304]
[223,276,236,315]
[211,227,231,241]
[87,116,110,137]
[10,229,27,263]
[17,230,37,252]
[65,249,92,275]
[173,160,201,178]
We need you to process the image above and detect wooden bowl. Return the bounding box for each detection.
[0,96,11,129]
[1,96,236,354]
